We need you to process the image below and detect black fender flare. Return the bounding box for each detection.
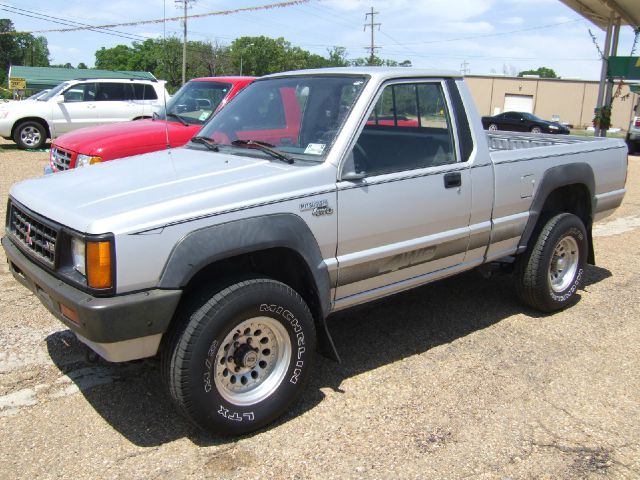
[158,213,340,361]
[517,163,596,260]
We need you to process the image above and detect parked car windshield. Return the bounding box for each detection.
[38,82,71,101]
[156,81,232,125]
[195,75,368,161]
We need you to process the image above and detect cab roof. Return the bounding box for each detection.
[263,67,462,81]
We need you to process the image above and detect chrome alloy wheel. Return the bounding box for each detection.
[549,235,579,292]
[214,316,291,406]
[19,126,42,148]
[488,124,498,131]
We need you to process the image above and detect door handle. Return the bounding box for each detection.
[444,172,462,189]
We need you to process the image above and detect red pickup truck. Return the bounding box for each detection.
[49,76,255,171]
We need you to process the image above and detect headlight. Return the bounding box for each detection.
[0,110,9,119]
[548,125,559,130]
[76,154,103,167]
[71,237,86,275]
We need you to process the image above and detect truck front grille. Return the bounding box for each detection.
[8,203,58,268]
[51,147,72,171]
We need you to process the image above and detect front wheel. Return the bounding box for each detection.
[162,279,316,435]
[488,123,498,132]
[530,126,542,134]
[14,120,47,149]
[515,213,587,312]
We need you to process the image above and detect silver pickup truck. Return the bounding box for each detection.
[2,68,628,435]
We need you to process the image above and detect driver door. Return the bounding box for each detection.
[335,80,472,302]
[50,82,99,136]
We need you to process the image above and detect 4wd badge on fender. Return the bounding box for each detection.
[300,199,333,216]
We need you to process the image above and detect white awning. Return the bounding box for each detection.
[559,0,639,30]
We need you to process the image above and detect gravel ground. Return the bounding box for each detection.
[0,138,639,479]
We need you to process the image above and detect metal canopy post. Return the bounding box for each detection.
[603,17,622,136]
[594,11,615,137]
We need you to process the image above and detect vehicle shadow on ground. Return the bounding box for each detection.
[0,143,50,152]
[45,264,611,447]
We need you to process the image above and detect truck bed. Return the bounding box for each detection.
[486,131,614,152]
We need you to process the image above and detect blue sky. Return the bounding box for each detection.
[2,0,638,80]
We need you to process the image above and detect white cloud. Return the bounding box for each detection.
[501,17,525,25]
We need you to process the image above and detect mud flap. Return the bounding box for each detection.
[315,317,341,363]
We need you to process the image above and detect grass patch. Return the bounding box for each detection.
[569,129,626,139]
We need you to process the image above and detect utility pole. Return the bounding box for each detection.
[460,61,470,75]
[364,7,380,65]
[176,0,195,86]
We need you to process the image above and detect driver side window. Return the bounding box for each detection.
[346,82,456,177]
[63,83,96,103]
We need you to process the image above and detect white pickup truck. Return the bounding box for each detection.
[2,68,628,435]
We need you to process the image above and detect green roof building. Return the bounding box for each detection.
[8,66,156,92]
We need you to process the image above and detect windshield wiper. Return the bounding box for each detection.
[231,139,294,164]
[166,112,188,126]
[190,136,219,151]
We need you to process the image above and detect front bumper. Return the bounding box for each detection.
[2,236,182,361]
[0,118,13,138]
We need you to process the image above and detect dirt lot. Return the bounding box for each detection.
[0,138,639,479]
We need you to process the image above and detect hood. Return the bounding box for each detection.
[10,147,299,234]
[0,99,42,112]
[542,120,569,130]
[53,119,198,155]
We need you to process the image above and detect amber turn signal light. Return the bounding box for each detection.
[87,241,112,289]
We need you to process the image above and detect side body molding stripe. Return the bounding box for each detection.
[158,214,332,319]
[517,162,595,254]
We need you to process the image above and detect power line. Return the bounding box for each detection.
[0,4,150,42]
[0,0,310,35]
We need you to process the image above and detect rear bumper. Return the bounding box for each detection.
[2,236,182,361]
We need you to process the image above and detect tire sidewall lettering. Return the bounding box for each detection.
[197,298,311,425]
[547,225,586,305]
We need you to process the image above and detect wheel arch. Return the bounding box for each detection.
[158,214,339,361]
[518,163,596,264]
[11,117,51,139]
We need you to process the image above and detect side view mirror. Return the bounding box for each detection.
[56,95,65,104]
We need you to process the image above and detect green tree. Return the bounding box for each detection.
[518,67,558,78]
[326,46,349,67]
[77,62,88,69]
[14,34,50,67]
[349,55,409,67]
[229,36,345,76]
[0,19,50,83]
[95,44,135,70]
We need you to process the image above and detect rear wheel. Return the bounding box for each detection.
[515,213,587,312]
[14,120,47,149]
[162,278,316,435]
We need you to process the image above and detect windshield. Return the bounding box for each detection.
[26,89,50,100]
[523,112,544,122]
[196,75,367,161]
[38,82,71,101]
[156,81,232,125]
